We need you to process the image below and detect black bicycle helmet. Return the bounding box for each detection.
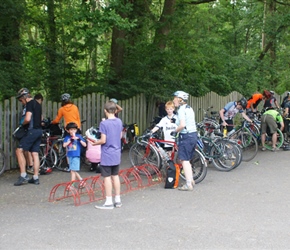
[66,122,78,130]
[61,93,71,102]
[238,97,247,109]
[16,88,30,99]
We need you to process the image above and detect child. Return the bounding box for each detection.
[89,101,123,209]
[63,122,87,188]
[150,101,178,149]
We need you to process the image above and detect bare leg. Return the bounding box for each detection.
[31,152,40,176]
[16,148,26,174]
[182,160,194,186]
[112,175,121,196]
[272,132,277,148]
[103,176,113,197]
[261,133,266,147]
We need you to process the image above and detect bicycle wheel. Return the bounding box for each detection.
[240,131,258,162]
[129,141,161,175]
[264,128,284,150]
[179,149,207,184]
[39,144,57,173]
[211,139,242,171]
[0,149,6,176]
[52,140,67,171]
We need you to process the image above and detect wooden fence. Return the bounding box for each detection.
[0,91,287,171]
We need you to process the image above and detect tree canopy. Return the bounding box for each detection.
[1,0,290,101]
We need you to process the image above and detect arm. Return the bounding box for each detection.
[241,112,252,123]
[175,119,186,133]
[51,108,63,124]
[22,111,32,125]
[219,108,228,126]
[283,107,288,118]
[90,133,106,146]
[116,104,123,114]
[274,100,280,109]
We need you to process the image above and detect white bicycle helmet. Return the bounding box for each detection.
[16,88,30,99]
[61,93,71,102]
[110,98,118,104]
[85,127,101,140]
[173,91,189,101]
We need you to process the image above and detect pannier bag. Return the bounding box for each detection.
[164,160,180,189]
[13,126,28,140]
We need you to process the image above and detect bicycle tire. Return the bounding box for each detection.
[39,144,57,173]
[0,149,6,176]
[52,140,67,171]
[211,139,242,171]
[240,131,258,162]
[264,128,284,150]
[179,149,207,184]
[129,141,161,175]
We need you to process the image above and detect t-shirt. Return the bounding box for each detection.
[176,104,197,134]
[99,118,123,166]
[52,104,81,128]
[26,99,42,129]
[263,109,283,123]
[264,96,276,108]
[246,93,263,109]
[63,134,86,157]
[223,101,243,120]
[156,115,178,147]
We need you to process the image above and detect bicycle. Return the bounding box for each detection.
[196,125,243,171]
[121,123,139,151]
[0,148,6,176]
[129,134,207,184]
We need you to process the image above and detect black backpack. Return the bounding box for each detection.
[164,160,179,189]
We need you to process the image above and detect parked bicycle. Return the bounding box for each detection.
[129,134,207,184]
[121,123,139,151]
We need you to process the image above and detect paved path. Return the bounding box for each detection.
[0,149,290,249]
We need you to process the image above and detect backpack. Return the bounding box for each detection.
[164,160,180,189]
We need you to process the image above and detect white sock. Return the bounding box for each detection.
[21,173,27,178]
[33,175,38,180]
[186,180,192,187]
[105,196,113,205]
[115,195,121,203]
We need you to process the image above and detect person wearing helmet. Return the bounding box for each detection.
[51,93,81,130]
[14,88,43,186]
[263,90,279,110]
[109,98,123,117]
[51,93,82,172]
[246,90,271,113]
[219,97,252,133]
[171,91,196,191]
[281,91,290,109]
[63,122,87,187]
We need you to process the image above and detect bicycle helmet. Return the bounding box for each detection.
[173,91,189,101]
[16,88,30,99]
[61,93,71,102]
[85,127,101,140]
[66,122,78,130]
[270,90,274,95]
[110,98,118,104]
[238,97,247,109]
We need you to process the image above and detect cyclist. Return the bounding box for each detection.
[246,90,271,113]
[14,88,43,186]
[261,108,284,152]
[51,93,82,172]
[263,90,279,110]
[171,91,197,191]
[219,97,252,133]
[281,92,290,109]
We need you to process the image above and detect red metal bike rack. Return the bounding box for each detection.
[48,166,164,206]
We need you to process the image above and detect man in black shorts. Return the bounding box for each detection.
[14,88,43,186]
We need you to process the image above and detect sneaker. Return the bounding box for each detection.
[28,177,40,185]
[65,183,77,191]
[272,147,279,152]
[95,204,114,210]
[114,202,122,208]
[261,147,266,151]
[178,184,194,191]
[63,167,70,172]
[79,180,86,189]
[14,175,29,186]
[26,166,34,175]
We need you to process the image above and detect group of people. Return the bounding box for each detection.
[219,90,288,152]
[13,87,290,209]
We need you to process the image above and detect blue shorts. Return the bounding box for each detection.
[178,132,197,161]
[18,129,43,153]
[68,157,80,171]
[100,165,119,177]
